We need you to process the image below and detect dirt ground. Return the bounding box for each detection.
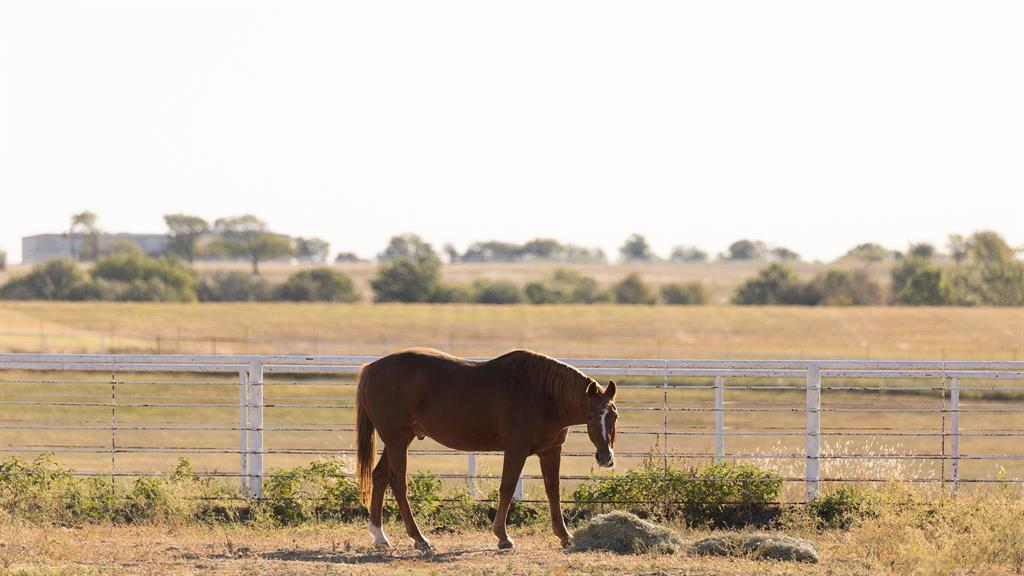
[1,521,872,576]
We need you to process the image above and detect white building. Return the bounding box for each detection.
[22,233,169,264]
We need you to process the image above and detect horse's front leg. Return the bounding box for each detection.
[538,445,572,548]
[492,447,528,550]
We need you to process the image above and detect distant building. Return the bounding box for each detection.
[22,233,169,264]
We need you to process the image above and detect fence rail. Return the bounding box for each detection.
[2,353,1024,502]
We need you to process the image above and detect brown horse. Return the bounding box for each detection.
[355,348,618,550]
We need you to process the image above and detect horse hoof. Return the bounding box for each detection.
[560,538,573,549]
[414,540,434,553]
[497,539,515,550]
[374,541,392,550]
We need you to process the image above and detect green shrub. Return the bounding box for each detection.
[260,459,362,525]
[524,268,609,304]
[660,282,709,305]
[801,269,883,306]
[275,268,360,302]
[0,258,91,300]
[570,461,783,527]
[731,263,803,305]
[371,255,443,303]
[809,485,876,529]
[430,282,476,303]
[612,273,656,305]
[197,271,272,302]
[91,253,197,302]
[471,278,523,304]
[889,257,949,305]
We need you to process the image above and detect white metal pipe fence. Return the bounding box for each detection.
[2,353,1024,503]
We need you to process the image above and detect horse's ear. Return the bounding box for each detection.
[586,381,598,397]
[606,380,617,399]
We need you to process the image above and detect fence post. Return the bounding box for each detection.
[714,375,725,463]
[514,475,524,501]
[239,368,249,496]
[951,376,960,494]
[662,360,669,470]
[805,364,821,502]
[467,452,478,497]
[247,359,264,498]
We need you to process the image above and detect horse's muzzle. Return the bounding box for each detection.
[595,450,615,468]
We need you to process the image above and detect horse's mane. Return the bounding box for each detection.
[490,350,593,413]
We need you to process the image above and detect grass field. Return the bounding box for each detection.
[0,521,864,576]
[4,485,1024,576]
[2,301,1022,493]
[2,301,1022,359]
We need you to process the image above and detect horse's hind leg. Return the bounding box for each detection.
[387,435,432,551]
[368,447,391,548]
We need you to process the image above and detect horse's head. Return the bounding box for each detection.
[585,380,617,468]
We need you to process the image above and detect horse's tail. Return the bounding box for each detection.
[355,365,376,509]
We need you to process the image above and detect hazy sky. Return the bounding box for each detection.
[1,1,1022,264]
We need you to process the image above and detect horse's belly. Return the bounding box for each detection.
[422,426,504,452]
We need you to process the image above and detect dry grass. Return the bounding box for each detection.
[0,516,857,576]
[3,485,1022,576]
[1,300,1021,360]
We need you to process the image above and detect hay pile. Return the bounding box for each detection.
[569,511,683,554]
[690,533,818,563]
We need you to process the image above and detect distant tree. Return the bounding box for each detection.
[0,249,6,271]
[944,230,1024,306]
[371,236,443,302]
[801,270,883,306]
[471,278,523,304]
[295,237,331,263]
[377,234,437,262]
[334,252,363,263]
[69,211,101,262]
[731,263,802,304]
[669,246,708,262]
[842,243,891,266]
[889,257,948,305]
[947,234,969,264]
[442,243,460,263]
[660,282,709,305]
[770,247,800,261]
[276,268,360,302]
[965,230,1015,263]
[521,238,562,260]
[724,239,768,261]
[460,241,523,262]
[620,234,655,262]
[101,239,144,256]
[612,273,656,304]
[163,214,210,264]
[208,215,295,275]
[908,242,936,260]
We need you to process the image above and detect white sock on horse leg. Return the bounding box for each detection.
[368,519,390,547]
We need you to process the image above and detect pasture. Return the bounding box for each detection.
[1,301,1021,360]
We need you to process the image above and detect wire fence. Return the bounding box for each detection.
[2,353,1024,503]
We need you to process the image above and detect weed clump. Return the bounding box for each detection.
[569,511,683,554]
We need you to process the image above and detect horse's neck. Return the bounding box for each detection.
[555,384,589,427]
